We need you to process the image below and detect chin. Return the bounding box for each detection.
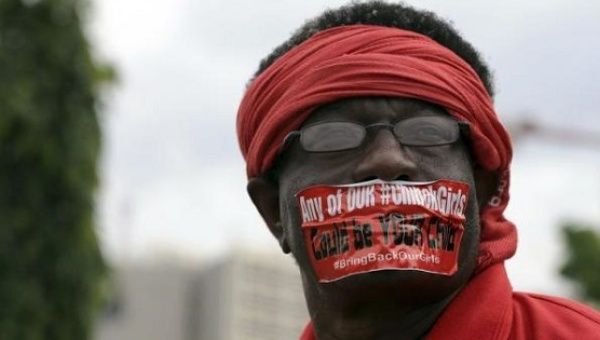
[316,268,468,305]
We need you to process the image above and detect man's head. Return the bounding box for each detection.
[248,96,490,306]
[236,1,516,334]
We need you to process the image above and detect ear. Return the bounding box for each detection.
[247,176,291,254]
[473,166,498,212]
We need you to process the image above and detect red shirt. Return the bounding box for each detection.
[300,263,600,339]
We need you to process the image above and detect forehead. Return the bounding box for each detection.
[302,96,450,126]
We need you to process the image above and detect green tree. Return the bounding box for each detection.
[0,0,112,339]
[560,222,600,308]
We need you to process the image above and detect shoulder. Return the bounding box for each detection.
[511,292,600,339]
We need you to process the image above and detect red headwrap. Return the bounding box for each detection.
[237,25,516,270]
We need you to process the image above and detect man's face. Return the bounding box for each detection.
[264,97,483,305]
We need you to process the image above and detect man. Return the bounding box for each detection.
[236,2,600,339]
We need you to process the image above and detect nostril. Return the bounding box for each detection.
[357,175,409,183]
[395,175,410,181]
[358,175,378,183]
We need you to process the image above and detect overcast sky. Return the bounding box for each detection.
[91,0,600,295]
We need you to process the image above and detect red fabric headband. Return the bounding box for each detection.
[237,25,516,270]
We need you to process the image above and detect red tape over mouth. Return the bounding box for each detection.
[296,179,470,283]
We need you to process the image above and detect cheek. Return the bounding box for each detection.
[276,142,353,187]
[279,187,316,275]
[412,152,474,183]
[283,155,357,187]
[463,187,481,247]
[456,185,481,276]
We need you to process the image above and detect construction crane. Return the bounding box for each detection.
[507,118,600,150]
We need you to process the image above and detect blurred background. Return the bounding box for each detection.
[1,0,599,339]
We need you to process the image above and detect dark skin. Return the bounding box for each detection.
[248,97,497,340]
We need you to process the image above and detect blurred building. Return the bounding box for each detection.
[95,250,309,340]
[95,263,194,340]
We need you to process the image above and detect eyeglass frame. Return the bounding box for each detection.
[278,118,471,155]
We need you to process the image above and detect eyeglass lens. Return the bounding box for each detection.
[299,116,459,152]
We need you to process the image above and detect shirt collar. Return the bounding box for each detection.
[426,262,513,340]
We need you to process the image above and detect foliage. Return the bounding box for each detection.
[560,222,600,308]
[0,0,112,338]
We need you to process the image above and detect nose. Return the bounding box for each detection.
[352,129,418,182]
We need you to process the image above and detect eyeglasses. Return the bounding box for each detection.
[282,116,466,153]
